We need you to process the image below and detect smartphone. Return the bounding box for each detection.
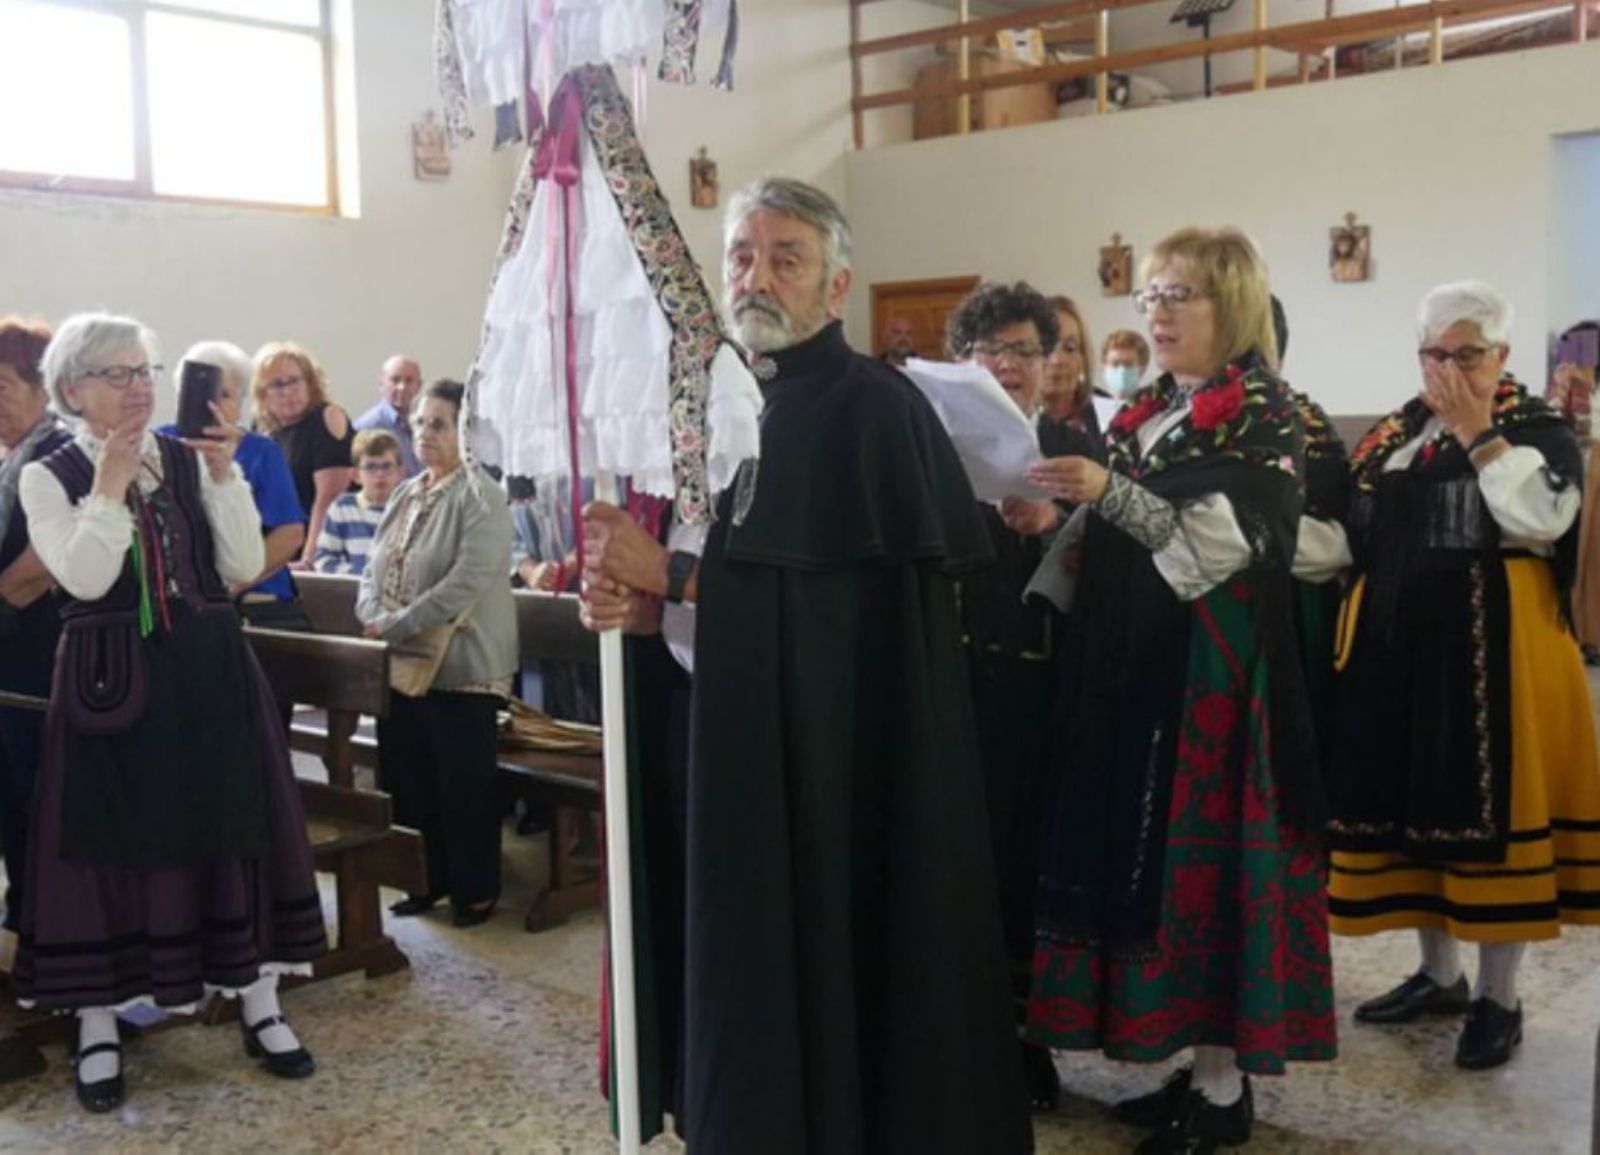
[176,361,221,440]
[1559,330,1600,369]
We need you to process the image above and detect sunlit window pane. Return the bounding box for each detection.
[0,1,135,181]
[146,11,328,206]
[153,0,321,27]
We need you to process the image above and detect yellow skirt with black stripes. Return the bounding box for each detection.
[1330,557,1600,942]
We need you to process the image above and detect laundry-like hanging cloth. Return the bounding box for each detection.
[470,65,759,521]
[660,0,739,89]
[437,0,666,121]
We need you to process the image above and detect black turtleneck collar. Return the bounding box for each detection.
[762,320,853,392]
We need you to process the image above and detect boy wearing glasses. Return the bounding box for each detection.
[313,430,401,575]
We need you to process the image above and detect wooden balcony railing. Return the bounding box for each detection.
[849,0,1597,148]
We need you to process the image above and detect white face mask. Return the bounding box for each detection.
[1104,364,1143,397]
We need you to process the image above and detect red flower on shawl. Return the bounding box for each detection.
[1192,367,1247,432]
[1111,394,1163,436]
[1192,692,1238,742]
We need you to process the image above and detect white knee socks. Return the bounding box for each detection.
[1475,942,1526,1010]
[1191,1044,1243,1106]
[239,974,302,1055]
[76,1007,120,1083]
[1418,926,1463,986]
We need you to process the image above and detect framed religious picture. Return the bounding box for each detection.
[1098,233,1133,298]
[690,147,719,209]
[1330,212,1371,283]
[412,110,451,181]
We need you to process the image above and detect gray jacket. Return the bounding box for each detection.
[356,466,517,692]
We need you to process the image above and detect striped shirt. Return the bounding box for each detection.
[313,492,385,575]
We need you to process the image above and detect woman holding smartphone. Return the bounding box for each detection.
[14,313,325,1113]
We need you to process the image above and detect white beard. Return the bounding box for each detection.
[728,304,797,354]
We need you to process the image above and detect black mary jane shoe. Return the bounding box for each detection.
[452,900,498,928]
[74,1040,125,1114]
[1353,972,1470,1025]
[1114,1065,1193,1129]
[1021,1040,1061,1112]
[1454,998,1522,1070]
[241,1014,316,1079]
[1134,1082,1253,1154]
[388,893,445,917]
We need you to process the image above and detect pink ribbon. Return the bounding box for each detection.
[535,75,587,581]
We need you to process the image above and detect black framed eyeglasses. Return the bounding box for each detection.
[1418,345,1497,370]
[80,363,161,389]
[968,340,1045,361]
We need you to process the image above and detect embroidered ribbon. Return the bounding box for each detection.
[433,0,474,147]
[574,64,727,524]
[660,0,703,85]
[713,0,739,90]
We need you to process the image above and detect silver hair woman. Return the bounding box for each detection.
[14,312,326,1113]
[1330,279,1600,1072]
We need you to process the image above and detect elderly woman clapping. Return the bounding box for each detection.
[1329,282,1600,1071]
[15,313,326,1113]
[357,379,516,928]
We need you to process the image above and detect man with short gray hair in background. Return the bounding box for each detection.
[353,354,421,476]
[581,177,1032,1154]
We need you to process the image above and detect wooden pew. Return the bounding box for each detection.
[243,627,426,980]
[291,573,605,933]
[503,591,604,932]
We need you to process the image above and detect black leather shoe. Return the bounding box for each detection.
[388,893,444,917]
[1354,972,1470,1024]
[1114,1066,1193,1129]
[452,900,498,928]
[241,1014,316,1079]
[74,1041,125,1114]
[1454,998,1522,1070]
[1022,1040,1061,1112]
[1134,1082,1253,1154]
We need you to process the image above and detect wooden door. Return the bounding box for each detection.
[871,275,980,362]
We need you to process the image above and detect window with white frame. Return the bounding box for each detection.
[0,0,338,212]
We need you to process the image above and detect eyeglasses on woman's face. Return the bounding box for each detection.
[968,340,1045,362]
[1133,284,1205,315]
[80,363,161,390]
[264,373,306,392]
[1418,345,1498,370]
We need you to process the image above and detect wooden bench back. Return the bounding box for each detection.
[244,627,390,719]
[290,571,596,668]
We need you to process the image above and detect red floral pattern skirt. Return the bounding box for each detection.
[1028,583,1337,1074]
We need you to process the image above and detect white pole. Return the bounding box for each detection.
[594,469,642,1154]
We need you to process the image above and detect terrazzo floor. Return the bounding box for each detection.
[3,721,1599,1152]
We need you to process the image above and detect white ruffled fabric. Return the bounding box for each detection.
[476,127,762,507]
[450,0,662,107]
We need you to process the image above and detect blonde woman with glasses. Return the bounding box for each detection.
[1023,228,1335,1152]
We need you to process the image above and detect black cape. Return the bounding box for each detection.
[684,322,1033,1155]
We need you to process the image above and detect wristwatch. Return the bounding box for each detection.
[664,550,698,605]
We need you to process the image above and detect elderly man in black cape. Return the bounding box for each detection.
[581,177,1033,1155]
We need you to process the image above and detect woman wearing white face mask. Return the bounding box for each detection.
[1101,329,1151,399]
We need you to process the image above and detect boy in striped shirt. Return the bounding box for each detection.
[313,430,401,575]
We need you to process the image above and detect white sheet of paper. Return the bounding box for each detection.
[900,358,1052,502]
[1092,394,1121,433]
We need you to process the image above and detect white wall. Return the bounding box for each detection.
[845,41,1600,415]
[0,0,520,419]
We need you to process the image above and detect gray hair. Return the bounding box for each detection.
[178,339,253,418]
[41,312,158,416]
[723,177,853,279]
[1418,281,1514,347]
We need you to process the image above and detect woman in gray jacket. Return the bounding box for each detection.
[357,378,516,927]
